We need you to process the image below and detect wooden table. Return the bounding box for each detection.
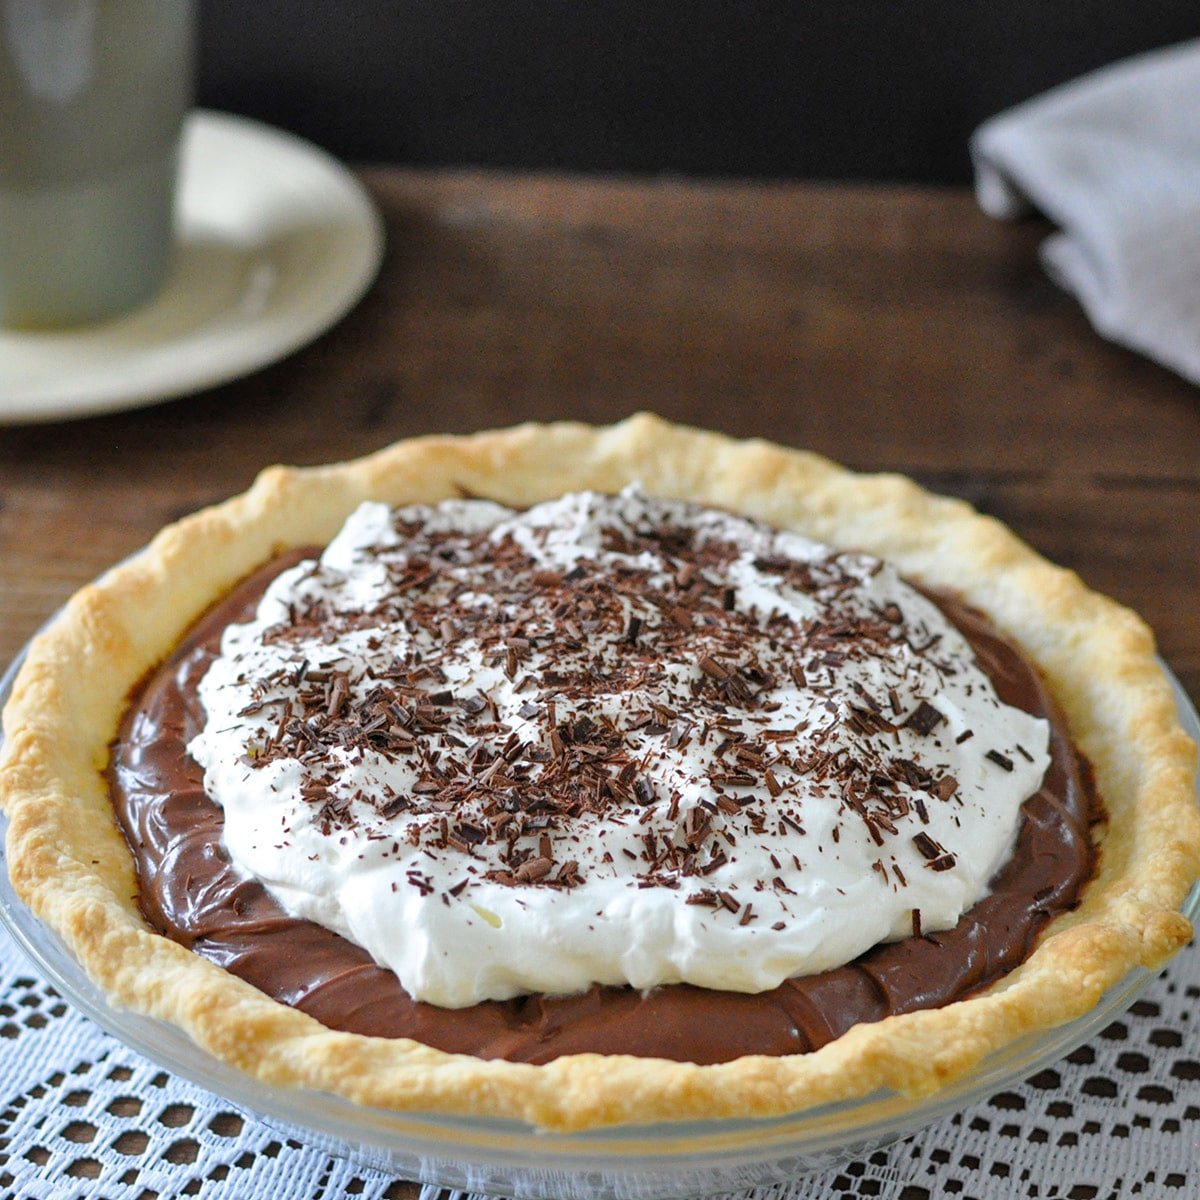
[0,169,1198,1194]
[3,170,1198,702]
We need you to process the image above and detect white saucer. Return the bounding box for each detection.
[0,110,385,424]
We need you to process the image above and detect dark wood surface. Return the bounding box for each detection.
[3,168,1199,712]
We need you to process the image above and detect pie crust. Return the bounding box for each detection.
[1,414,1197,1132]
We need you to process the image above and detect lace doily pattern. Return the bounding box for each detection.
[0,928,1195,1200]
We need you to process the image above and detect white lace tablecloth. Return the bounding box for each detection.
[0,920,1196,1200]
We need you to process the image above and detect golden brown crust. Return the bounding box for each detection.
[2,414,1197,1131]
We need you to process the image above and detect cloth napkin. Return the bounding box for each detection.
[971,38,1200,385]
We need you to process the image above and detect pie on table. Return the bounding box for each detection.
[1,415,1196,1132]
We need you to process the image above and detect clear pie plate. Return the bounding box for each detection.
[0,634,1196,1200]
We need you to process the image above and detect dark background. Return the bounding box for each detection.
[196,1,1198,182]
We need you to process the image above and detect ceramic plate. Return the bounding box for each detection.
[0,110,384,424]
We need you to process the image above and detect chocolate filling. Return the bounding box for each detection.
[109,549,1099,1065]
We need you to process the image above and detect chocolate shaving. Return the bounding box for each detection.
[514,856,554,882]
[986,749,1015,772]
[912,831,945,861]
[930,775,958,802]
[905,700,944,736]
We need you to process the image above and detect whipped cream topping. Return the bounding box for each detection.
[188,488,1051,1007]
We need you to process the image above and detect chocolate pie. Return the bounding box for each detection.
[2,415,1197,1131]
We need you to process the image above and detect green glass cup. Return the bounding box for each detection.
[0,0,194,328]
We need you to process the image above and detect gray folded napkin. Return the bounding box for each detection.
[972,39,1200,385]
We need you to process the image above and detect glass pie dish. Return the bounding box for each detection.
[1,634,1197,1200]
